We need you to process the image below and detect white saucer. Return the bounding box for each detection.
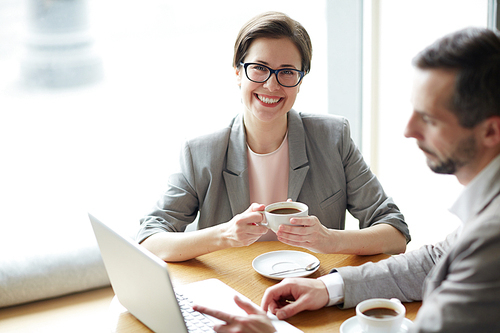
[340,316,414,333]
[252,250,320,280]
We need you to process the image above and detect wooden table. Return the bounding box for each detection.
[111,242,421,332]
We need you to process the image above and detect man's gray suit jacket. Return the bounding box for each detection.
[336,155,500,332]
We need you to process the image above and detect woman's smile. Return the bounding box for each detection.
[255,93,283,106]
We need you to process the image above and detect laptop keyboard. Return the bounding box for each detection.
[175,291,216,333]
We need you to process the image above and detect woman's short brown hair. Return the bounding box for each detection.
[233,11,313,74]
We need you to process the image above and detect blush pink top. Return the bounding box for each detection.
[247,132,289,241]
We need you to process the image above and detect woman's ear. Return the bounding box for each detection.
[235,66,242,87]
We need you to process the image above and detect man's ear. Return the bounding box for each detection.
[235,66,242,87]
[482,116,500,147]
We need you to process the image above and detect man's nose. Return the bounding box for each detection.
[404,111,421,139]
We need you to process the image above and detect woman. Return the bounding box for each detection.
[137,12,410,262]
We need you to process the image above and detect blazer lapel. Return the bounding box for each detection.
[287,110,310,201]
[223,113,250,215]
[223,110,310,213]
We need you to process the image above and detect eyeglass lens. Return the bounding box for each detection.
[245,64,301,87]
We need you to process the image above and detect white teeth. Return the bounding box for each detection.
[257,94,280,104]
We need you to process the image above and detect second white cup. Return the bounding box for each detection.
[355,298,406,333]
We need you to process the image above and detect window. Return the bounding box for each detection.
[0,0,491,298]
[0,0,328,257]
[365,0,489,250]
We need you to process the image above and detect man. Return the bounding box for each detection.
[194,27,500,332]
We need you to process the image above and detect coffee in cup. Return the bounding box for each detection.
[268,207,302,215]
[355,298,405,333]
[259,202,308,233]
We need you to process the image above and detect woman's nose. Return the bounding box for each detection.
[263,73,281,91]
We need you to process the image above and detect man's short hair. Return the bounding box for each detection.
[413,27,500,128]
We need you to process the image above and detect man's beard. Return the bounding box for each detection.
[423,136,477,175]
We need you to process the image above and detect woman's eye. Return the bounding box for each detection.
[251,65,267,72]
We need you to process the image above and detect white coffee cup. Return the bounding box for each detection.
[259,201,308,233]
[356,298,406,333]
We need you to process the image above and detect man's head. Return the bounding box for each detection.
[412,27,500,128]
[405,28,500,184]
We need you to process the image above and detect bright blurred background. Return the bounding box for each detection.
[0,0,490,265]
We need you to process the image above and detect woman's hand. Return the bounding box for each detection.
[275,215,337,253]
[277,216,407,255]
[221,203,269,248]
[193,295,276,333]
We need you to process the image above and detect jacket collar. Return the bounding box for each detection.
[225,109,309,175]
[450,154,500,223]
[286,109,310,201]
[223,109,310,215]
[226,112,247,176]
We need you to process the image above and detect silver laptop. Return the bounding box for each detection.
[88,213,302,333]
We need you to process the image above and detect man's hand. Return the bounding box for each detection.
[261,277,330,320]
[193,295,276,333]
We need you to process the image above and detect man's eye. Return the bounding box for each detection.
[421,114,434,124]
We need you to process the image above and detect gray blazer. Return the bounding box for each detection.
[137,110,410,243]
[336,156,500,332]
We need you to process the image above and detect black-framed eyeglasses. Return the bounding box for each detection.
[239,62,305,88]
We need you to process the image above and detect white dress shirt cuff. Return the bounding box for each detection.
[318,272,345,306]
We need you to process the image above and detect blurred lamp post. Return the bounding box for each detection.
[21,0,102,88]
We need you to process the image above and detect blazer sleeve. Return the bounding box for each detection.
[340,118,410,242]
[335,228,457,309]
[136,140,200,243]
[413,215,500,332]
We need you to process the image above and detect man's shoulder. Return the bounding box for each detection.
[474,193,500,232]
[456,195,500,254]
